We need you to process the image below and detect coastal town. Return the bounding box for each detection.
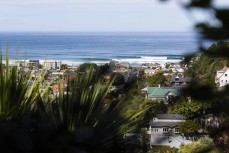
[11,58,187,97]
[1,0,229,152]
[3,42,228,152]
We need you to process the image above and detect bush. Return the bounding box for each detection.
[149,146,178,153]
[179,138,214,153]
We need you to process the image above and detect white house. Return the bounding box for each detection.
[144,68,156,76]
[148,114,192,148]
[215,67,229,87]
[148,114,185,136]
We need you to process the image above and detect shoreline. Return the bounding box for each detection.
[4,56,183,67]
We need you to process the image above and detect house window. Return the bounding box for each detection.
[163,128,169,132]
[226,80,228,83]
[225,74,228,77]
[175,128,179,133]
[222,80,223,82]
[152,128,158,132]
[175,78,179,81]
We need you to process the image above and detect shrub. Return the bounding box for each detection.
[179,138,214,153]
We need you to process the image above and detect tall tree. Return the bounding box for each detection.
[147,72,168,86]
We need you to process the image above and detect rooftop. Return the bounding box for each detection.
[156,114,186,120]
[142,87,183,98]
[150,121,180,128]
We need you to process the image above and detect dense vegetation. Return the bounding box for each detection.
[178,138,215,153]
[0,53,147,153]
[167,100,203,119]
[184,42,229,87]
[181,41,229,151]
[178,120,201,136]
[147,72,171,87]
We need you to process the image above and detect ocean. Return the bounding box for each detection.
[0,32,199,66]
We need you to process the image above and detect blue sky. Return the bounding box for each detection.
[0,0,228,32]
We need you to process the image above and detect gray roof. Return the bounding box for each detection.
[156,114,186,120]
[150,122,180,128]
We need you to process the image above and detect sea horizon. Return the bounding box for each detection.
[0,32,199,66]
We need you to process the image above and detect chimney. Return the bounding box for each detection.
[158,84,161,88]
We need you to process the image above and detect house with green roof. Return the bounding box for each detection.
[141,86,182,103]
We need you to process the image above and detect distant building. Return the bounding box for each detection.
[43,60,61,70]
[169,62,181,69]
[52,83,66,94]
[215,66,229,87]
[144,68,156,76]
[16,61,27,67]
[144,69,161,78]
[171,75,192,86]
[166,62,184,73]
[109,60,130,73]
[200,114,221,128]
[141,86,182,103]
[141,63,161,69]
[109,60,138,82]
[28,60,39,68]
[52,70,77,81]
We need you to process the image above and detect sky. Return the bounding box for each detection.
[0,0,228,32]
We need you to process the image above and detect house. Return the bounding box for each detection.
[144,69,159,77]
[165,62,184,73]
[108,60,138,82]
[52,70,77,81]
[141,63,161,69]
[52,83,66,94]
[109,60,130,73]
[52,71,66,80]
[171,75,192,86]
[148,114,186,135]
[169,62,181,69]
[200,114,221,128]
[148,114,192,148]
[16,61,27,67]
[215,66,229,87]
[141,86,182,103]
[144,68,155,76]
[28,60,39,68]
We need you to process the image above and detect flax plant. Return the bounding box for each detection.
[36,69,148,153]
[0,47,46,120]
[0,47,148,152]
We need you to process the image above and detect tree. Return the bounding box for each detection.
[98,63,110,76]
[167,101,203,119]
[178,120,201,135]
[78,63,98,72]
[145,101,167,119]
[61,64,68,70]
[184,42,229,87]
[147,72,168,86]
